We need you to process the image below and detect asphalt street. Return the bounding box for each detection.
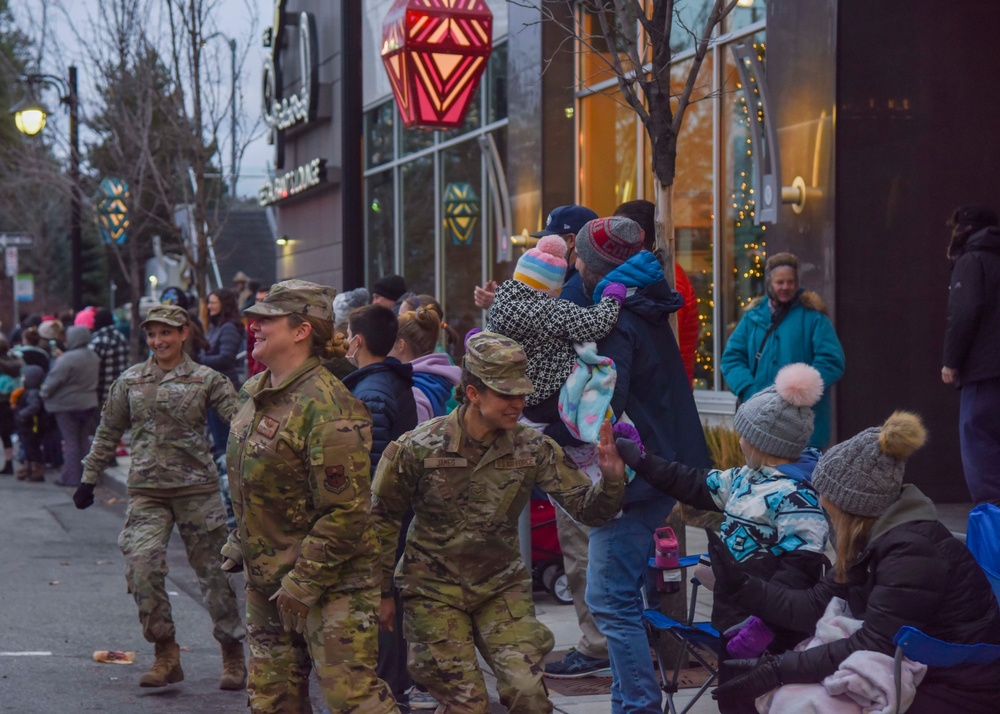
[0,475,252,713]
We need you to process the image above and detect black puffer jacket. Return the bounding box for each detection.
[734,485,1000,711]
[14,365,47,432]
[342,358,417,476]
[944,226,1000,384]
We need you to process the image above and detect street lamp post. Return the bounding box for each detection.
[10,66,82,311]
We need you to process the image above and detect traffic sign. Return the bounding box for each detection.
[15,274,34,302]
[4,247,16,276]
[0,233,33,248]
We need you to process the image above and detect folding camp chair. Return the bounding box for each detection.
[642,554,721,714]
[891,505,1000,713]
[967,503,1000,602]
[892,626,1000,714]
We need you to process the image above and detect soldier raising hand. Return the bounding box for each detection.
[371,331,626,714]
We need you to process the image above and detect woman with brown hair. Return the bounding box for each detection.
[223,280,396,712]
[708,412,1000,713]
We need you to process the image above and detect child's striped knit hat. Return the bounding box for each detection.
[514,235,568,296]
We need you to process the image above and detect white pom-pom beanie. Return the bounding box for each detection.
[513,235,568,296]
[733,363,824,459]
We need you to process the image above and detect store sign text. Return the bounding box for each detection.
[263,9,318,132]
[258,158,326,206]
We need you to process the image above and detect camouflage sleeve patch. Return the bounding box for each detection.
[383,441,400,461]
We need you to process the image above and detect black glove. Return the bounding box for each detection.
[705,528,748,597]
[713,653,783,701]
[73,483,96,510]
[614,438,645,470]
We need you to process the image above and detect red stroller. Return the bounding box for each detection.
[530,493,573,604]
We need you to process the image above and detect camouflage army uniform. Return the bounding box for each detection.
[371,332,626,714]
[82,352,244,647]
[225,355,397,713]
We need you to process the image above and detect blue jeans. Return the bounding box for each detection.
[586,492,675,713]
[960,377,1000,505]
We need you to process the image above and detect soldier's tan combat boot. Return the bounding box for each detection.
[139,641,184,687]
[15,461,31,480]
[218,640,247,690]
[25,463,46,482]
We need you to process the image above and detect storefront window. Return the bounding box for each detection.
[400,156,436,294]
[579,89,639,216]
[440,138,485,347]
[402,125,435,156]
[670,55,715,389]
[363,41,507,332]
[365,170,395,286]
[365,101,395,169]
[576,13,765,395]
[720,36,767,365]
[486,41,508,124]
[727,0,767,32]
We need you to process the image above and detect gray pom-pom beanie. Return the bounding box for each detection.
[812,411,927,517]
[733,363,824,459]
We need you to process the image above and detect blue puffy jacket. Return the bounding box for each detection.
[342,357,418,475]
[720,290,845,449]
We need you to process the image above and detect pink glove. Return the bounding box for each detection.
[725,616,775,659]
[601,282,627,305]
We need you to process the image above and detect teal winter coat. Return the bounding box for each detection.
[720,290,845,448]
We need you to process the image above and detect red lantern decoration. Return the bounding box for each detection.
[381,0,493,129]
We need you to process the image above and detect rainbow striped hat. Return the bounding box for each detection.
[514,235,568,295]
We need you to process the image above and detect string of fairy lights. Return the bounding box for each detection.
[692,41,767,389]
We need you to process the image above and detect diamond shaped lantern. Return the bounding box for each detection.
[443,181,480,245]
[95,177,129,245]
[381,0,493,129]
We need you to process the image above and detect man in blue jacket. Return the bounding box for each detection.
[342,303,418,710]
[574,217,712,713]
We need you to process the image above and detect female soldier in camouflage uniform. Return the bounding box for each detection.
[372,331,627,713]
[222,280,397,713]
[73,304,246,690]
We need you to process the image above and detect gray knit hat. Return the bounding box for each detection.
[733,363,823,459]
[333,287,370,325]
[575,217,644,276]
[812,411,927,517]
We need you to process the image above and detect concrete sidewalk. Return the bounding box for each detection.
[96,455,974,713]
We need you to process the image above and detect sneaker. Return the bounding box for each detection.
[543,649,612,678]
[406,686,439,710]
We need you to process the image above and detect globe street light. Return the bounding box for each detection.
[9,67,82,311]
[11,96,47,136]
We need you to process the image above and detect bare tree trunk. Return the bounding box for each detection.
[654,178,680,340]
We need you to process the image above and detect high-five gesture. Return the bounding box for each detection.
[597,419,626,483]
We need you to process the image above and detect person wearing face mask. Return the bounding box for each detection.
[341,305,418,477]
[73,305,246,691]
[721,252,845,449]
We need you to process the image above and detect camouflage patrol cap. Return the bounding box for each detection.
[244,279,336,322]
[140,304,189,329]
[463,331,534,396]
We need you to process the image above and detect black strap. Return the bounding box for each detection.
[751,304,791,378]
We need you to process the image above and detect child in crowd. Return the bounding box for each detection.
[12,365,49,482]
[709,411,1000,714]
[486,231,627,428]
[615,363,830,714]
[0,338,19,474]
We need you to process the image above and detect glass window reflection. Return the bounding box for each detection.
[365,171,395,287]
